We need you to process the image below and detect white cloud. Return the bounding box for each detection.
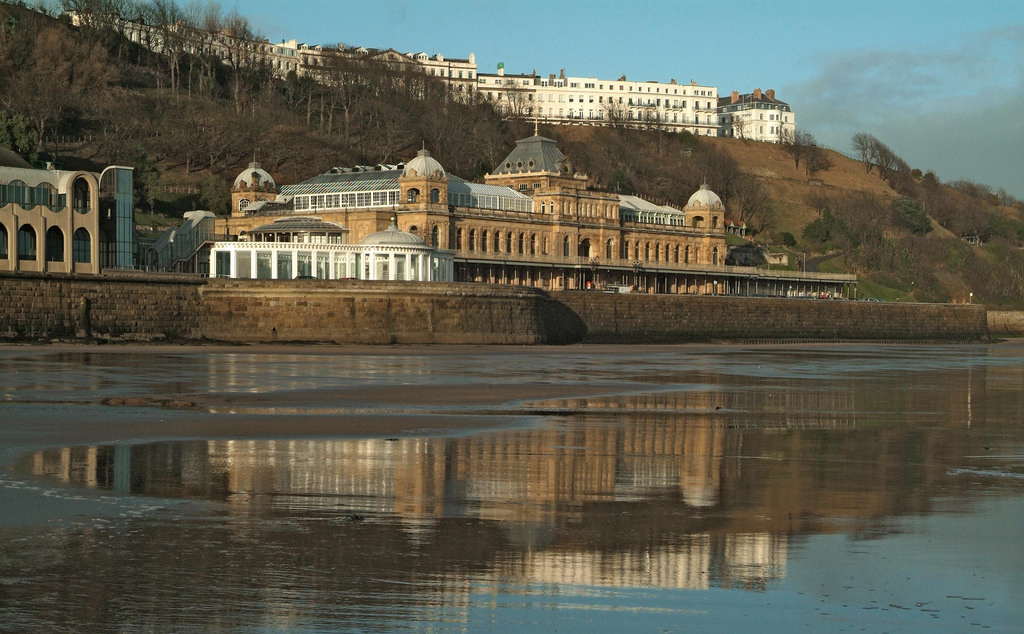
[791,26,1024,197]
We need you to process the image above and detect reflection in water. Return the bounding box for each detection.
[3,344,1024,631]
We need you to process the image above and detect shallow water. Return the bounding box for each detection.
[1,343,1023,632]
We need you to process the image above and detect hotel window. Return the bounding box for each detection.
[45,227,64,262]
[73,228,90,263]
[18,224,36,261]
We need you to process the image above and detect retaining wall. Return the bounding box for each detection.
[0,273,993,344]
[988,311,1024,336]
[0,271,205,341]
[199,279,582,345]
[552,292,989,343]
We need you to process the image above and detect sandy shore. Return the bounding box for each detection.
[0,342,652,453]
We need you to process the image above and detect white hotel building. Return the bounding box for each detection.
[478,68,720,136]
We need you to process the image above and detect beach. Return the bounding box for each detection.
[3,341,1023,632]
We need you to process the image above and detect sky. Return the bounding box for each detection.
[232,0,1024,199]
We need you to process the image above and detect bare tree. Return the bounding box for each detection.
[219,10,269,115]
[500,77,533,122]
[4,23,112,155]
[729,113,750,140]
[851,132,874,173]
[142,0,188,98]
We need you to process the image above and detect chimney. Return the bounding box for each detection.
[753,88,762,100]
[731,90,739,103]
[765,89,775,100]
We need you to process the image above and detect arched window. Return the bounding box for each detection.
[692,215,704,228]
[562,235,570,257]
[684,245,690,264]
[712,216,719,229]
[505,232,512,253]
[578,238,591,258]
[72,177,90,214]
[518,233,525,254]
[543,237,548,254]
[606,238,613,259]
[0,223,7,259]
[73,228,91,263]
[45,227,64,262]
[238,198,251,213]
[530,234,536,255]
[712,246,720,265]
[431,225,440,247]
[644,242,650,261]
[407,188,420,203]
[430,188,440,203]
[493,231,500,252]
[481,230,488,252]
[456,228,463,250]
[17,224,36,261]
[35,182,59,210]
[469,229,476,251]
[7,180,30,209]
[674,245,680,263]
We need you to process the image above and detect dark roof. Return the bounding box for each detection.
[0,147,32,169]
[246,216,347,234]
[280,165,402,196]
[717,91,791,109]
[491,136,570,176]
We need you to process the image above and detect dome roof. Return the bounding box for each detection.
[687,183,724,210]
[492,136,569,175]
[401,148,445,179]
[362,217,425,246]
[234,161,276,190]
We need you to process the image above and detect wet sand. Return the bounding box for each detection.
[3,341,1023,632]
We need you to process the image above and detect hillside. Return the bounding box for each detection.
[2,1,1023,307]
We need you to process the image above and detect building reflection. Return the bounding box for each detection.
[16,348,1024,631]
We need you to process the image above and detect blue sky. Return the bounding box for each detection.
[234,0,1024,198]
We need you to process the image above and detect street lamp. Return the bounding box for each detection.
[632,259,642,291]
[589,257,598,290]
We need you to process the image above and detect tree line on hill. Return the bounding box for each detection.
[0,0,775,226]
[2,0,1023,305]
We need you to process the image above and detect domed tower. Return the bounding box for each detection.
[399,148,448,210]
[231,161,278,217]
[685,183,725,232]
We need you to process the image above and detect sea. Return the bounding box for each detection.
[1,342,1022,632]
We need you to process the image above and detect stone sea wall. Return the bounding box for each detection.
[0,273,993,344]
[987,311,1024,336]
[0,271,205,341]
[199,279,583,345]
[552,292,989,343]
